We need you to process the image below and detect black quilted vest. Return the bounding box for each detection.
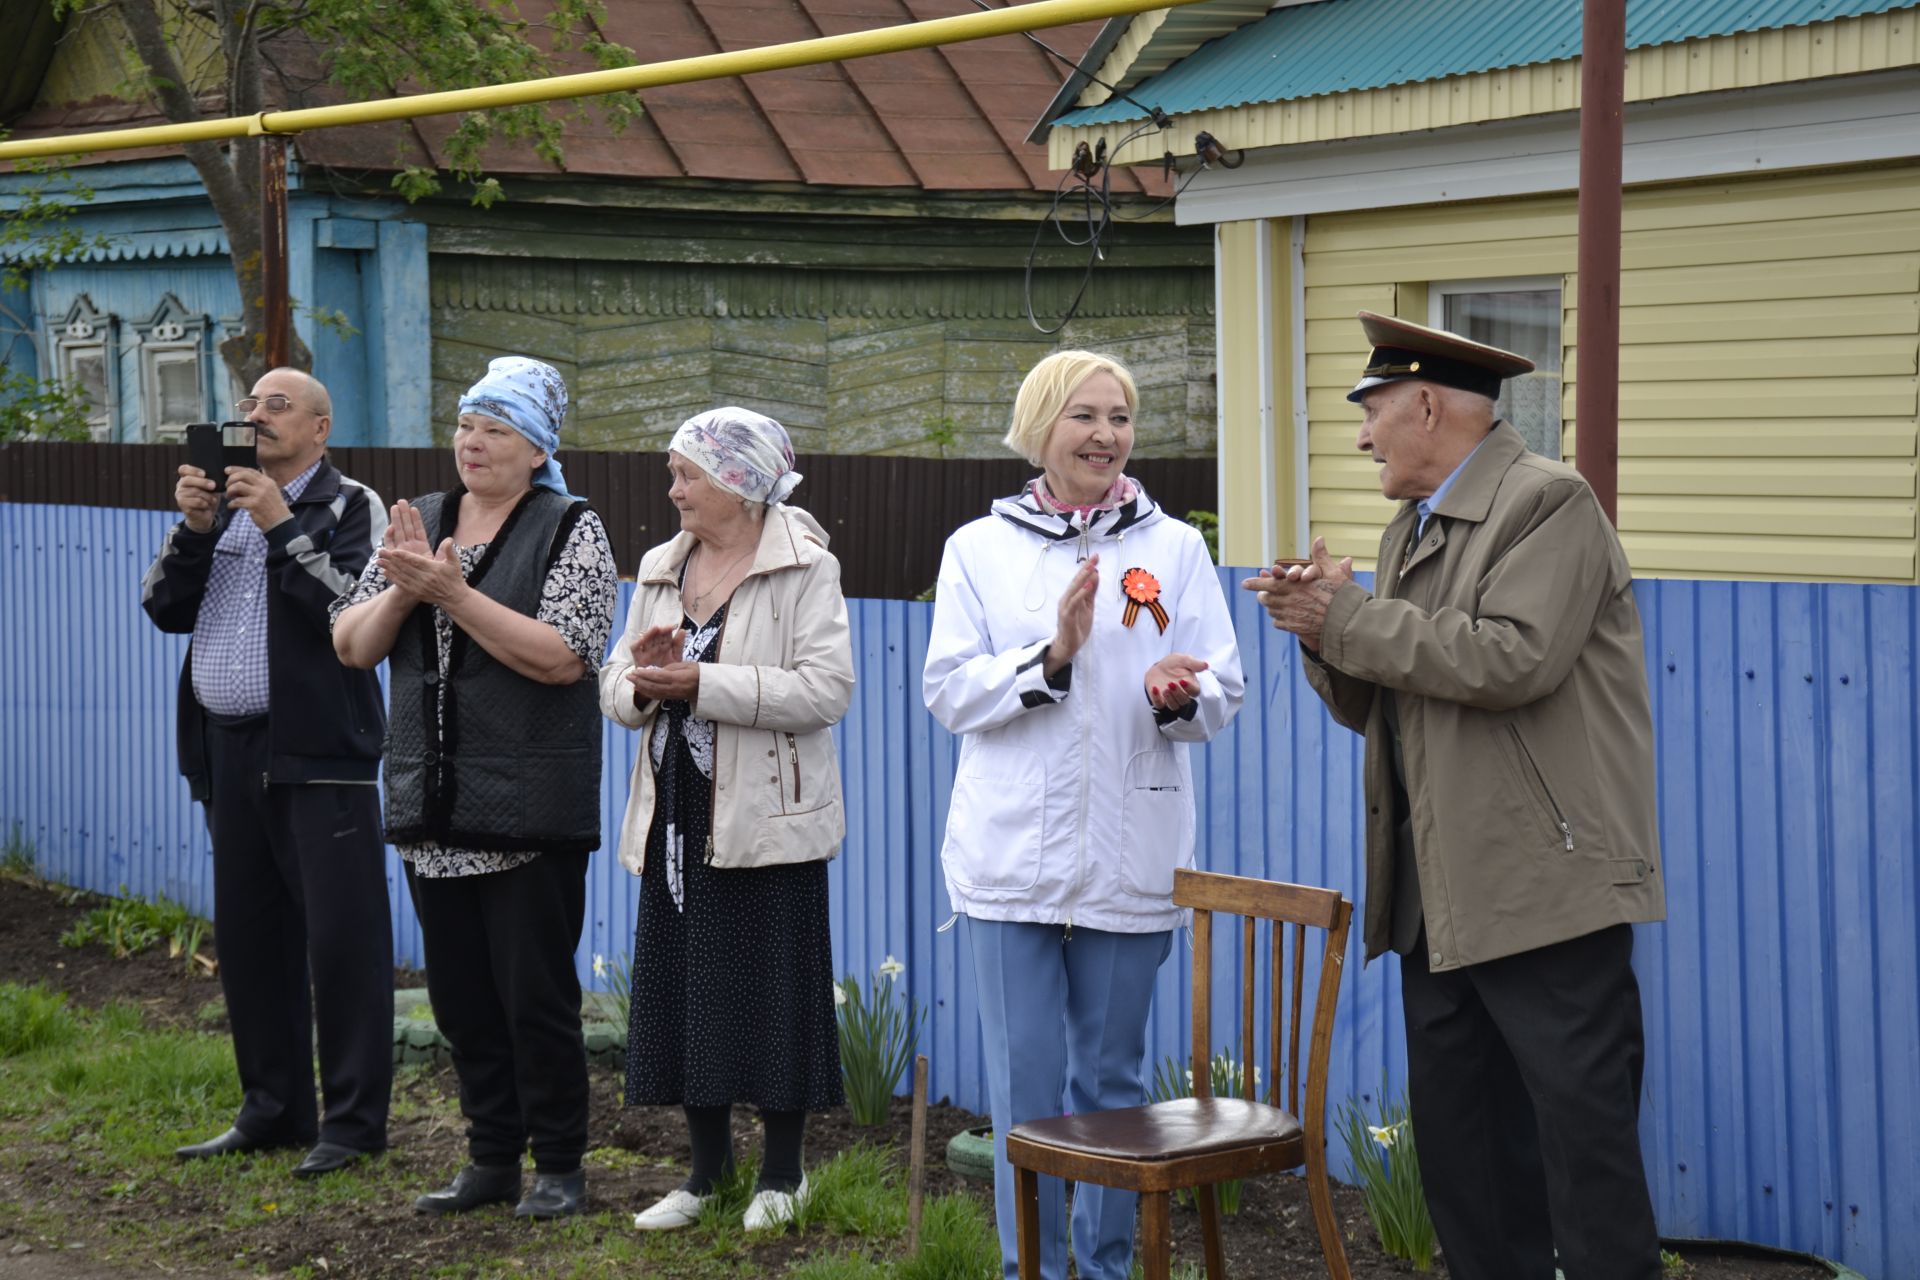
[383,486,601,855]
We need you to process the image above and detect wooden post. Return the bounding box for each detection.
[260,135,291,370]
[1574,0,1626,524]
[907,1054,929,1253]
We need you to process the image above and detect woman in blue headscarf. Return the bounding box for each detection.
[332,356,617,1220]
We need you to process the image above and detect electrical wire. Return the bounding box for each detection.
[1021,116,1224,334]
[955,0,1223,332]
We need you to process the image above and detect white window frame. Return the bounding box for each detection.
[1428,276,1564,459]
[52,294,118,441]
[133,294,210,440]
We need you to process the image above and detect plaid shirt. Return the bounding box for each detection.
[190,460,323,717]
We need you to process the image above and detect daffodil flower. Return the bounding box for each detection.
[592,953,606,979]
[833,982,848,1007]
[1369,1123,1398,1148]
[878,955,905,981]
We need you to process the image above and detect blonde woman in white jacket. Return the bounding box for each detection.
[922,351,1245,1280]
[600,409,854,1236]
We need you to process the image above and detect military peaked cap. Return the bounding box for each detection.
[1347,310,1535,404]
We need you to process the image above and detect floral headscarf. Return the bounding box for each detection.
[457,356,574,498]
[669,407,802,505]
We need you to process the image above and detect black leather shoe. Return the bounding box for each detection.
[415,1164,523,1215]
[175,1128,296,1161]
[513,1169,586,1219]
[291,1141,378,1178]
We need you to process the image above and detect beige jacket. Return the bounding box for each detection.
[600,504,853,875]
[1304,422,1665,970]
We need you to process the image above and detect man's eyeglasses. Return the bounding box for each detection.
[235,394,297,415]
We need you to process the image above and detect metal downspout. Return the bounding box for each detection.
[1575,0,1626,525]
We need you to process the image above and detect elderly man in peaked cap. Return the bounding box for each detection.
[1241,312,1667,1280]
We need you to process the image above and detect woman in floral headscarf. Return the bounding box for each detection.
[332,356,617,1221]
[600,408,853,1235]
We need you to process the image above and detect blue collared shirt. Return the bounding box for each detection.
[1416,431,1494,535]
[190,460,322,717]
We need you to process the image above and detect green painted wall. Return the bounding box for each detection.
[429,256,1216,457]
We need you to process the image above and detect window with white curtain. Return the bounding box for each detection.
[53,294,116,440]
[1430,280,1563,459]
[133,294,208,439]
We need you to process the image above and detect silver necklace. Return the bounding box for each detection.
[688,541,754,612]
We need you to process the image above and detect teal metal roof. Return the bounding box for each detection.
[1055,0,1918,126]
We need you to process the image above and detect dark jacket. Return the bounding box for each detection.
[141,459,387,801]
[383,486,602,855]
[1303,422,1665,970]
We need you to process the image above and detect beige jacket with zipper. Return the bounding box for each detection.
[600,504,853,875]
[1304,421,1665,971]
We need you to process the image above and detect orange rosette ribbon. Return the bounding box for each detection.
[1120,567,1170,634]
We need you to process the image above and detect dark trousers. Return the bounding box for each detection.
[406,852,590,1173]
[203,716,394,1151]
[1400,923,1661,1280]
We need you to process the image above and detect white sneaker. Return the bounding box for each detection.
[632,1188,706,1231]
[742,1175,809,1231]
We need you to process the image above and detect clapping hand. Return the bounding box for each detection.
[625,624,697,703]
[378,537,467,608]
[1045,553,1099,679]
[1145,653,1210,715]
[1238,536,1354,653]
[380,500,434,603]
[628,623,686,670]
[627,660,700,703]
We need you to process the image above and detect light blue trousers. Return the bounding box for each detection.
[964,917,1173,1280]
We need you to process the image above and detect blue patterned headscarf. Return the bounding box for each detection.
[669,407,803,506]
[457,356,574,497]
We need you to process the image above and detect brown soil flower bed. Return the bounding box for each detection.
[0,873,1828,1279]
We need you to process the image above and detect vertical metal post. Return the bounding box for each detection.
[261,135,291,370]
[1575,0,1625,524]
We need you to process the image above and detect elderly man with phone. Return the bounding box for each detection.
[142,367,395,1179]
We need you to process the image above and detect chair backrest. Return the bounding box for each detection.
[1173,868,1353,1141]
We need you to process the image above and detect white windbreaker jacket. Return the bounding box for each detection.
[922,483,1245,933]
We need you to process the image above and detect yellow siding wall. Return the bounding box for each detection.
[1215,221,1267,565]
[1301,164,1920,583]
[1213,218,1301,566]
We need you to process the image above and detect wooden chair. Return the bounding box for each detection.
[1004,868,1354,1280]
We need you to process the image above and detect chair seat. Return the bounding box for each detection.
[1009,1096,1303,1163]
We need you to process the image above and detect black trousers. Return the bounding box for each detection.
[406,852,590,1173]
[203,715,394,1150]
[1401,923,1661,1280]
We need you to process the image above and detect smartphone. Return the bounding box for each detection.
[185,422,258,491]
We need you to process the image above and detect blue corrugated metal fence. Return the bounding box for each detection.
[1,502,1912,1278]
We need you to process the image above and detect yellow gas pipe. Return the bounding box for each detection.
[0,0,1193,162]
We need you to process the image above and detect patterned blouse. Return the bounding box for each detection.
[331,508,619,877]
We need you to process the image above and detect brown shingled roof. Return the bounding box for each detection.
[13,0,1163,197]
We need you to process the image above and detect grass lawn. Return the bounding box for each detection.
[0,981,998,1279]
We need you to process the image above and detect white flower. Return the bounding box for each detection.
[878,955,905,982]
[593,953,606,979]
[1369,1123,1399,1149]
[833,982,848,1007]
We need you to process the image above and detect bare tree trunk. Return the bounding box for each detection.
[112,0,312,389]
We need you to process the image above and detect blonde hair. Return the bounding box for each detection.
[1002,350,1139,466]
